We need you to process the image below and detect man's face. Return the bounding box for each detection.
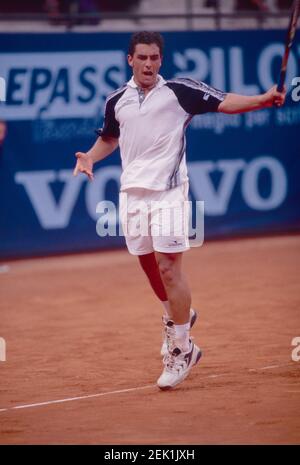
[128,43,162,89]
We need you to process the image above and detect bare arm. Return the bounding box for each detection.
[73,136,119,181]
[218,85,286,114]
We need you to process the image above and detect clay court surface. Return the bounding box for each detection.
[0,234,299,444]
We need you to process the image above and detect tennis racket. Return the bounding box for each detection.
[277,0,300,92]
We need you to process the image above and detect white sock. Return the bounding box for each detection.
[161,300,171,318]
[161,303,195,325]
[174,322,190,352]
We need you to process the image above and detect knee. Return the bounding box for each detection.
[157,257,179,287]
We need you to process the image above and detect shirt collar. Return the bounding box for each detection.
[127,74,166,90]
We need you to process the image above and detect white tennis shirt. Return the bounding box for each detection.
[97,75,226,191]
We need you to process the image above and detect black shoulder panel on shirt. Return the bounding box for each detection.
[166,78,226,115]
[96,86,127,139]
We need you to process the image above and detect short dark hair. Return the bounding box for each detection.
[128,31,164,56]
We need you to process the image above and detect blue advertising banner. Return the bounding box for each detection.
[0,31,299,258]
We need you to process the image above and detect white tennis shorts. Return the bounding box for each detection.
[119,182,190,256]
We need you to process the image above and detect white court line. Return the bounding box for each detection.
[248,364,287,372]
[0,373,228,413]
[0,363,294,414]
[0,384,155,413]
[260,364,284,370]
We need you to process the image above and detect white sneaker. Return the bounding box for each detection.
[157,338,202,390]
[160,308,198,357]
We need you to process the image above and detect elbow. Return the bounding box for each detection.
[104,136,119,151]
[218,105,235,115]
[218,104,241,115]
[218,94,238,114]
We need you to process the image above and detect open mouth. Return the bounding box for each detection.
[143,71,153,76]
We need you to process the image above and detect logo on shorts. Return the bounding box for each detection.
[168,240,183,247]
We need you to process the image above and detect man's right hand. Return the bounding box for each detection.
[73,152,94,181]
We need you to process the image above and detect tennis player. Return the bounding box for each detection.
[73,31,286,390]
